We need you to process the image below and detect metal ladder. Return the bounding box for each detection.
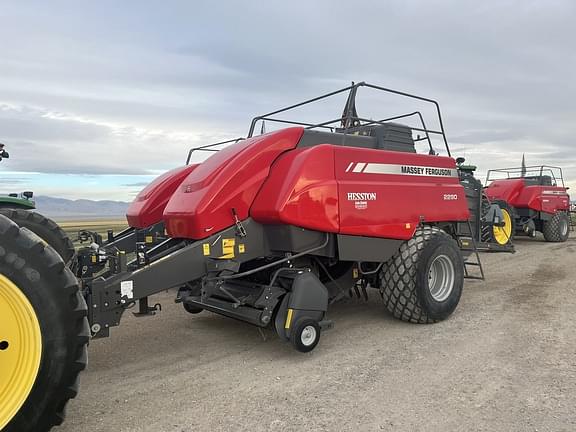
[460,220,485,281]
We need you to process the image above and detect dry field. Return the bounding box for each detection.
[56,219,128,248]
[56,232,576,432]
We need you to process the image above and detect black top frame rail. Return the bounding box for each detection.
[186,138,244,165]
[248,81,451,157]
[486,165,565,188]
[185,81,452,163]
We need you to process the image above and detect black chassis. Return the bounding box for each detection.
[83,218,403,339]
[455,166,514,253]
[513,207,554,235]
[76,222,167,278]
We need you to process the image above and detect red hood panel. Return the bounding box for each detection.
[163,127,304,239]
[126,164,199,228]
[486,178,570,213]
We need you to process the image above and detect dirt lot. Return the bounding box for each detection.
[58,234,576,432]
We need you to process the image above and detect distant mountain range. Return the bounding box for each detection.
[35,196,130,219]
[29,196,576,219]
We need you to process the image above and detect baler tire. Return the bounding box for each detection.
[543,211,570,242]
[379,226,464,324]
[0,215,89,432]
[290,318,321,353]
[0,208,75,265]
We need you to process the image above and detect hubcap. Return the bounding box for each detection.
[428,254,455,302]
[493,209,512,245]
[560,218,569,237]
[300,325,317,346]
[0,274,42,430]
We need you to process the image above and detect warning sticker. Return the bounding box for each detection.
[221,238,236,259]
[203,243,210,256]
[120,280,134,299]
[238,244,245,254]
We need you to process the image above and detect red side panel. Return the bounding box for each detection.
[485,179,570,214]
[126,164,199,228]
[335,148,469,240]
[536,188,570,213]
[252,144,468,241]
[163,127,304,239]
[251,145,339,232]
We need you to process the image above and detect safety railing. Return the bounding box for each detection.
[247,81,451,156]
[486,165,565,188]
[185,138,244,165]
[185,82,452,162]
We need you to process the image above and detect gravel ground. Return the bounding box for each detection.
[58,233,576,432]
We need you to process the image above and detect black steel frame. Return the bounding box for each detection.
[184,82,451,160]
[247,81,451,156]
[185,138,244,165]
[486,165,565,187]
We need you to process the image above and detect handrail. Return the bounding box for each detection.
[486,165,565,187]
[247,81,451,156]
[185,138,244,165]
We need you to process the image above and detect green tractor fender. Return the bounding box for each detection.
[0,194,36,210]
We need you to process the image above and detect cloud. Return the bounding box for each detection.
[0,0,574,199]
[122,182,151,187]
[0,103,214,175]
[0,176,30,186]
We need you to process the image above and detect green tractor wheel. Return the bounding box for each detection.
[0,215,89,432]
[0,209,75,265]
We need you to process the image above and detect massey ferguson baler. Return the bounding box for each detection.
[1,82,516,432]
[79,82,514,348]
[485,165,571,242]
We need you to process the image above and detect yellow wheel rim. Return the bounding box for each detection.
[493,208,512,245]
[0,273,42,430]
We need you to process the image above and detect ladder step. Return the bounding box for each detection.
[458,220,485,281]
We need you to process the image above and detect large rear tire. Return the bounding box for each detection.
[0,208,75,264]
[543,211,570,242]
[0,215,89,432]
[379,226,464,323]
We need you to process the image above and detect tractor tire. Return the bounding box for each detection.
[0,215,89,432]
[543,211,570,242]
[0,208,75,265]
[379,226,464,324]
[491,200,515,246]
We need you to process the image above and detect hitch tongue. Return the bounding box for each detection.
[132,297,161,317]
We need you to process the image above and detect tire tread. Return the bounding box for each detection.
[0,215,88,432]
[379,226,458,324]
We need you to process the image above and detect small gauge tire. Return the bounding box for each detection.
[290,318,321,353]
[183,302,203,314]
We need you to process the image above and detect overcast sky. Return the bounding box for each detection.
[0,0,575,201]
